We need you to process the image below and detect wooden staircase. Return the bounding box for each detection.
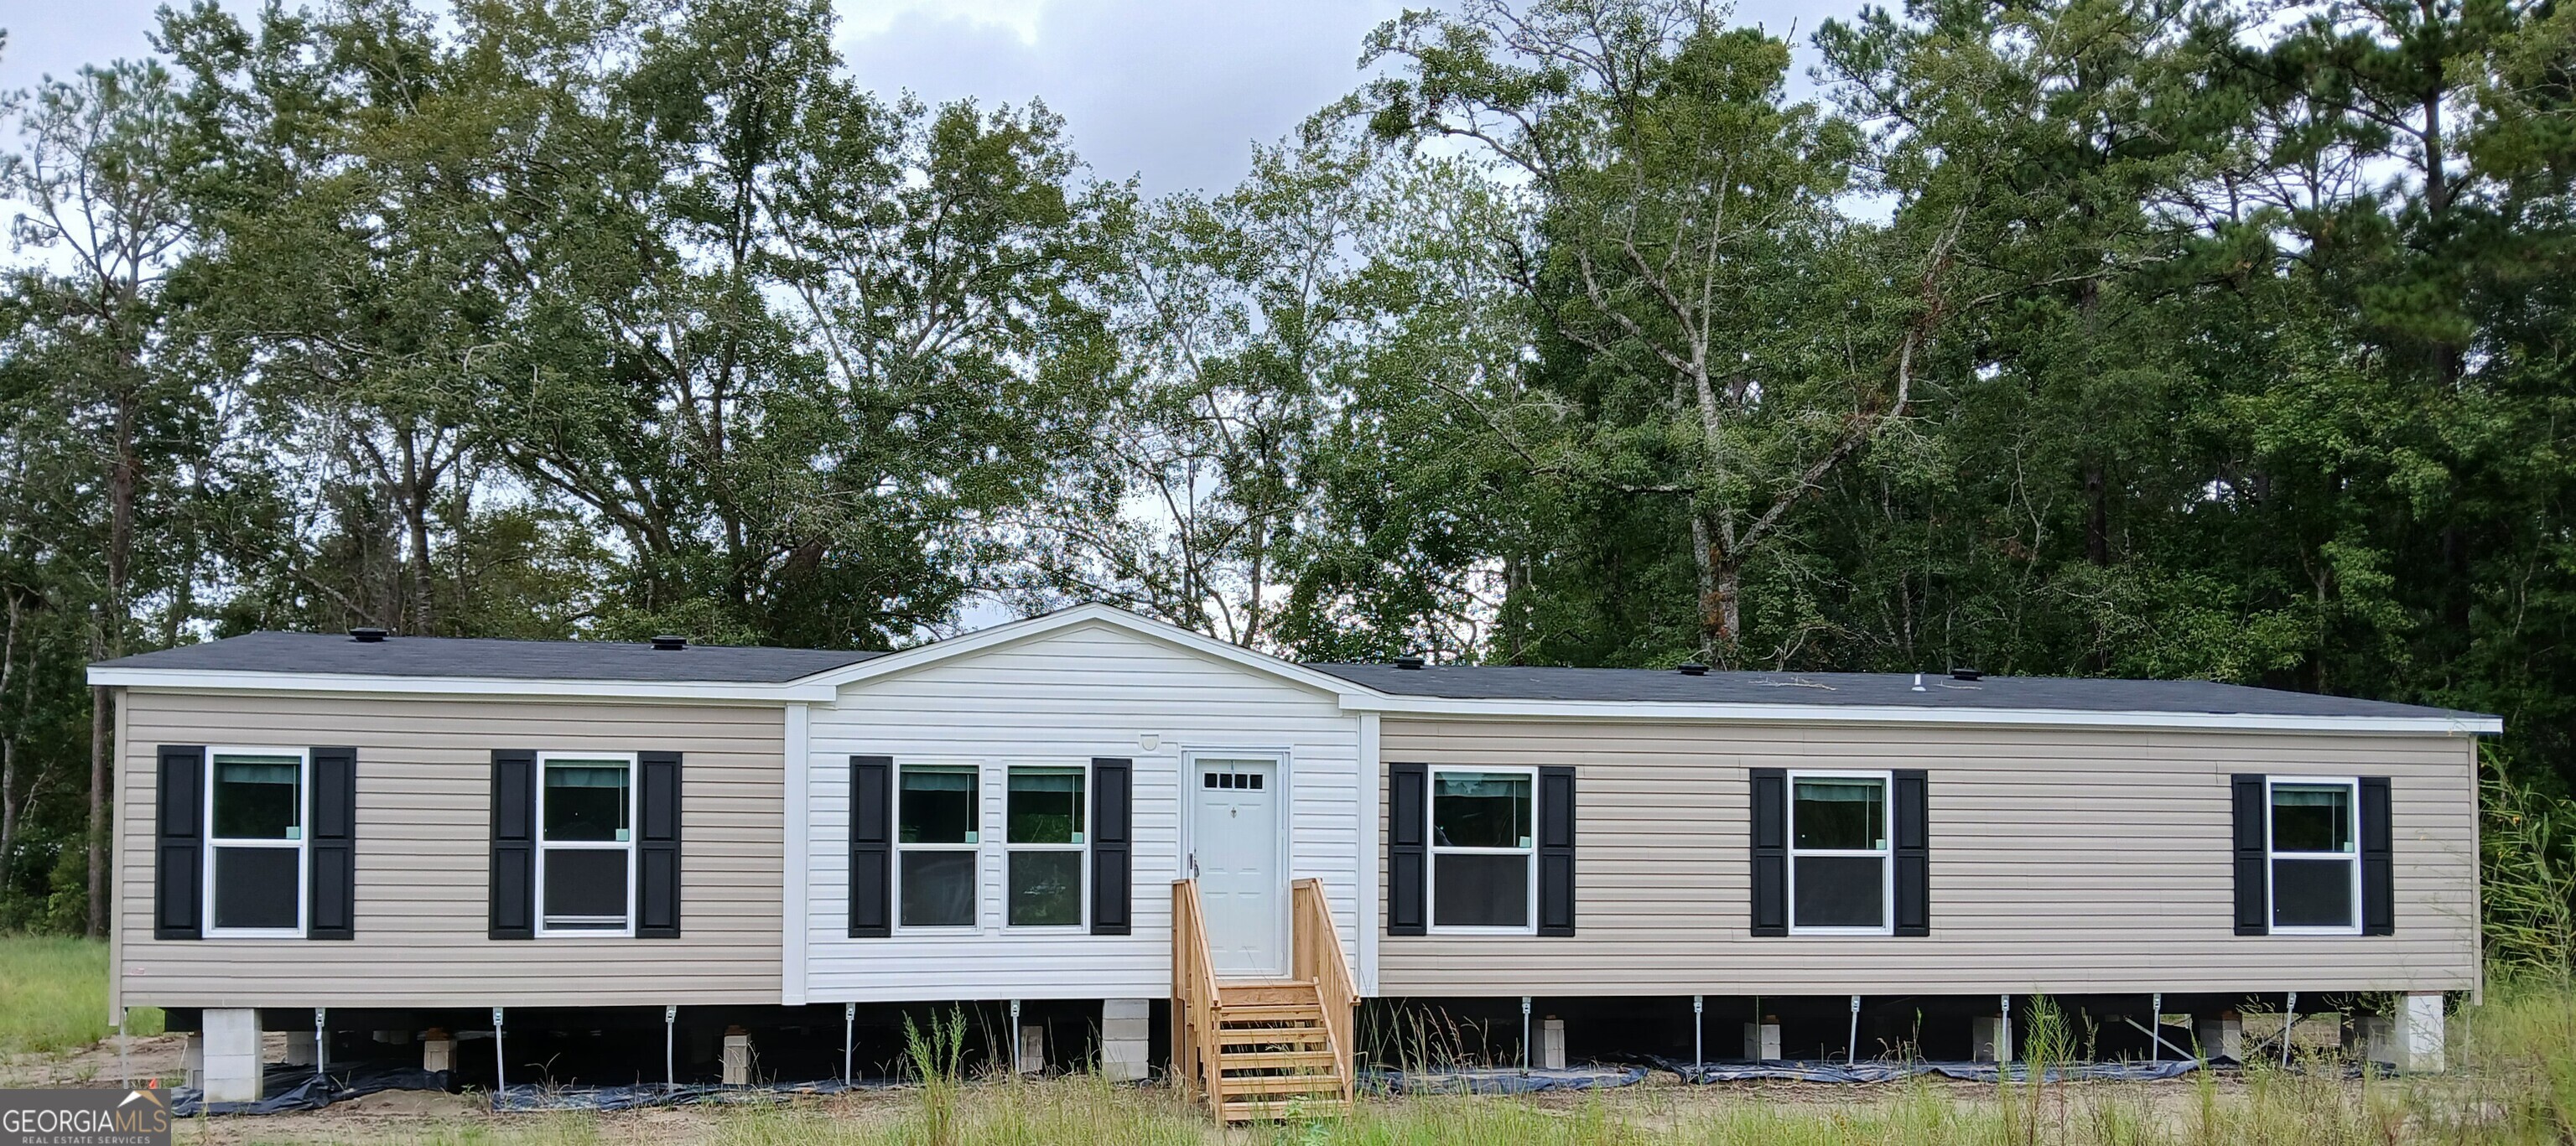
[1172,878,1356,1122]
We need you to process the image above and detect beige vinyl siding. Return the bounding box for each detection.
[1379,718,2479,997]
[112,690,785,1009]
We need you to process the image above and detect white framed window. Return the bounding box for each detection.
[2267,776,2362,935]
[1427,767,1535,933]
[205,748,309,938]
[1005,765,1087,930]
[536,752,636,936]
[897,762,980,931]
[1787,770,1893,935]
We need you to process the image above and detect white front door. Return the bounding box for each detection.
[1191,757,1284,977]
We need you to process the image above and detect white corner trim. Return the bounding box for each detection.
[1337,693,2502,735]
[1356,712,1381,998]
[85,666,835,703]
[781,703,810,1007]
[796,604,1372,702]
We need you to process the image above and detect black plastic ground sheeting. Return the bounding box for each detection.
[1363,1064,1651,1095]
[492,1077,911,1112]
[1663,1057,2205,1084]
[173,1064,457,1117]
[169,1062,923,1117]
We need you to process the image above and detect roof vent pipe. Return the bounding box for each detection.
[1393,655,1426,671]
[350,627,388,644]
[1911,672,1925,692]
[651,635,688,651]
[1951,667,1982,682]
[1676,662,1708,676]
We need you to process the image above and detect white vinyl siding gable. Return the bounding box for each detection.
[802,620,1363,1003]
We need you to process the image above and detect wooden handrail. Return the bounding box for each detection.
[1170,879,1223,1110]
[1291,877,1358,1103]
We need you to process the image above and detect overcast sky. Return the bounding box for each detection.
[3,0,1831,198]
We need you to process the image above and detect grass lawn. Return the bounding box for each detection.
[0,935,160,1055]
[2,935,2569,1143]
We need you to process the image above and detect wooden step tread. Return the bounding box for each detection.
[1216,1029,1328,1048]
[1218,1003,1324,1019]
[1223,1073,1345,1096]
[1222,1099,1350,1122]
[1217,986,1323,1007]
[1218,1050,1338,1069]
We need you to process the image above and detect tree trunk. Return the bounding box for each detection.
[0,736,19,889]
[1696,513,1743,664]
[402,433,434,635]
[2085,466,2110,566]
[0,594,20,887]
[87,685,111,937]
[91,394,138,939]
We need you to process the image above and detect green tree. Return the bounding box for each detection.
[1364,0,1961,665]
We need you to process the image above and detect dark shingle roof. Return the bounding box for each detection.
[96,631,880,684]
[1304,663,2491,721]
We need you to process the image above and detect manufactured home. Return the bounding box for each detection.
[90,604,2495,1117]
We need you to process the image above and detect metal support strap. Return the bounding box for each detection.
[1691,995,1704,1071]
[2150,993,2162,1063]
[2282,992,2297,1069]
[665,1006,678,1092]
[1846,995,1862,1067]
[314,1008,327,1079]
[844,1002,856,1086]
[1520,997,1532,1074]
[492,1008,506,1102]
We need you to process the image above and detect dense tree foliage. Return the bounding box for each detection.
[3,0,2571,942]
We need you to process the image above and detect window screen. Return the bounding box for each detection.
[211,847,300,930]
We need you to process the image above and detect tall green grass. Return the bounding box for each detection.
[3,931,2572,1143]
[0,935,161,1054]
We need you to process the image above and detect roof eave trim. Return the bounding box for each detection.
[791,603,1374,700]
[1337,693,2502,734]
[86,666,834,703]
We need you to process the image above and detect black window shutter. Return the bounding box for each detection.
[154,745,206,941]
[1536,765,1576,936]
[1750,768,1788,936]
[1893,769,1929,936]
[636,751,683,938]
[1091,757,1132,936]
[849,755,892,938]
[489,749,537,940]
[2360,775,2394,936]
[1387,763,1427,936]
[2231,774,2269,936]
[308,747,358,941]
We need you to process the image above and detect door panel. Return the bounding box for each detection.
[1192,759,1282,976]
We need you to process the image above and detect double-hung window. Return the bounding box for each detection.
[2268,777,2360,933]
[1788,771,1891,934]
[538,753,635,936]
[1429,769,1534,931]
[898,764,979,929]
[1005,766,1085,928]
[206,749,309,936]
